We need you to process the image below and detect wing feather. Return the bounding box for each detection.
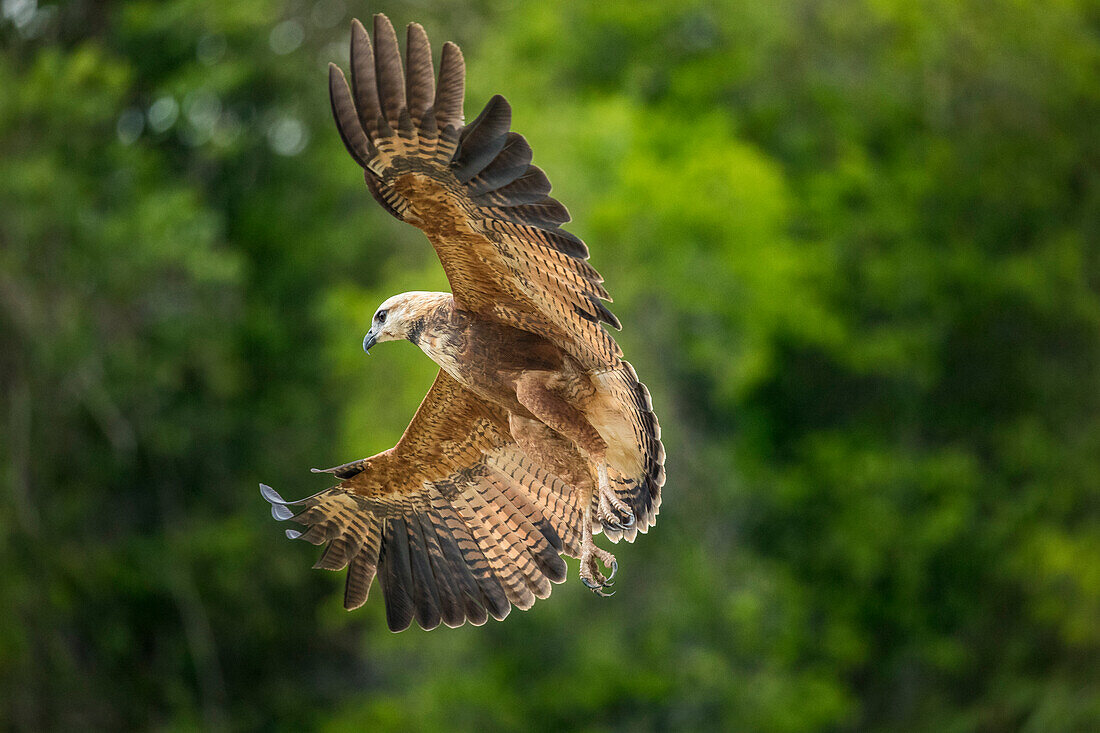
[466,132,532,196]
[452,95,513,183]
[328,15,621,368]
[450,485,535,609]
[489,445,586,556]
[329,65,373,167]
[414,511,469,628]
[405,23,435,128]
[263,370,581,630]
[349,20,382,139]
[430,493,510,621]
[313,508,364,570]
[404,513,444,630]
[421,508,488,625]
[343,520,382,609]
[434,41,465,131]
[471,163,548,204]
[379,517,417,631]
[482,474,567,586]
[372,14,405,127]
[490,470,569,581]
[481,200,571,229]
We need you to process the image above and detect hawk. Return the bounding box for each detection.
[262,14,665,631]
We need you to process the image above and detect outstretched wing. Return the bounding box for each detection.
[328,14,621,370]
[262,370,587,631]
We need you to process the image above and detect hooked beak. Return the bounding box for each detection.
[362,330,377,354]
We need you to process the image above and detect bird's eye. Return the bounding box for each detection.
[376,310,387,324]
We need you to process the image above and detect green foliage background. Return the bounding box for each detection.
[2,0,1099,729]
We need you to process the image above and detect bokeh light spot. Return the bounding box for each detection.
[269,19,304,55]
[147,96,179,133]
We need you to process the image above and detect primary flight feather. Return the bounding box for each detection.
[262,14,665,631]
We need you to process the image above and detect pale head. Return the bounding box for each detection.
[362,291,450,353]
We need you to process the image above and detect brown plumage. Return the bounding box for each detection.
[262,14,665,631]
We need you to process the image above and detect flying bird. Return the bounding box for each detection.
[261,13,665,631]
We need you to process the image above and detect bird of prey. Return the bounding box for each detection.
[261,14,665,631]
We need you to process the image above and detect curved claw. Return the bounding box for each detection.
[581,576,601,591]
[605,560,618,584]
[600,512,635,533]
[583,577,615,597]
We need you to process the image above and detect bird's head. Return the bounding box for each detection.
[362,291,449,353]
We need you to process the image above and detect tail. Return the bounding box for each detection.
[591,362,666,543]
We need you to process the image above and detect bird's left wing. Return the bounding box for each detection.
[262,370,586,631]
[328,15,621,370]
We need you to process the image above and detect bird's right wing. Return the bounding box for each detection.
[328,14,621,370]
[262,369,586,631]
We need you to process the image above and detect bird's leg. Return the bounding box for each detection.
[513,372,636,533]
[595,463,635,531]
[510,373,629,594]
[578,510,617,596]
